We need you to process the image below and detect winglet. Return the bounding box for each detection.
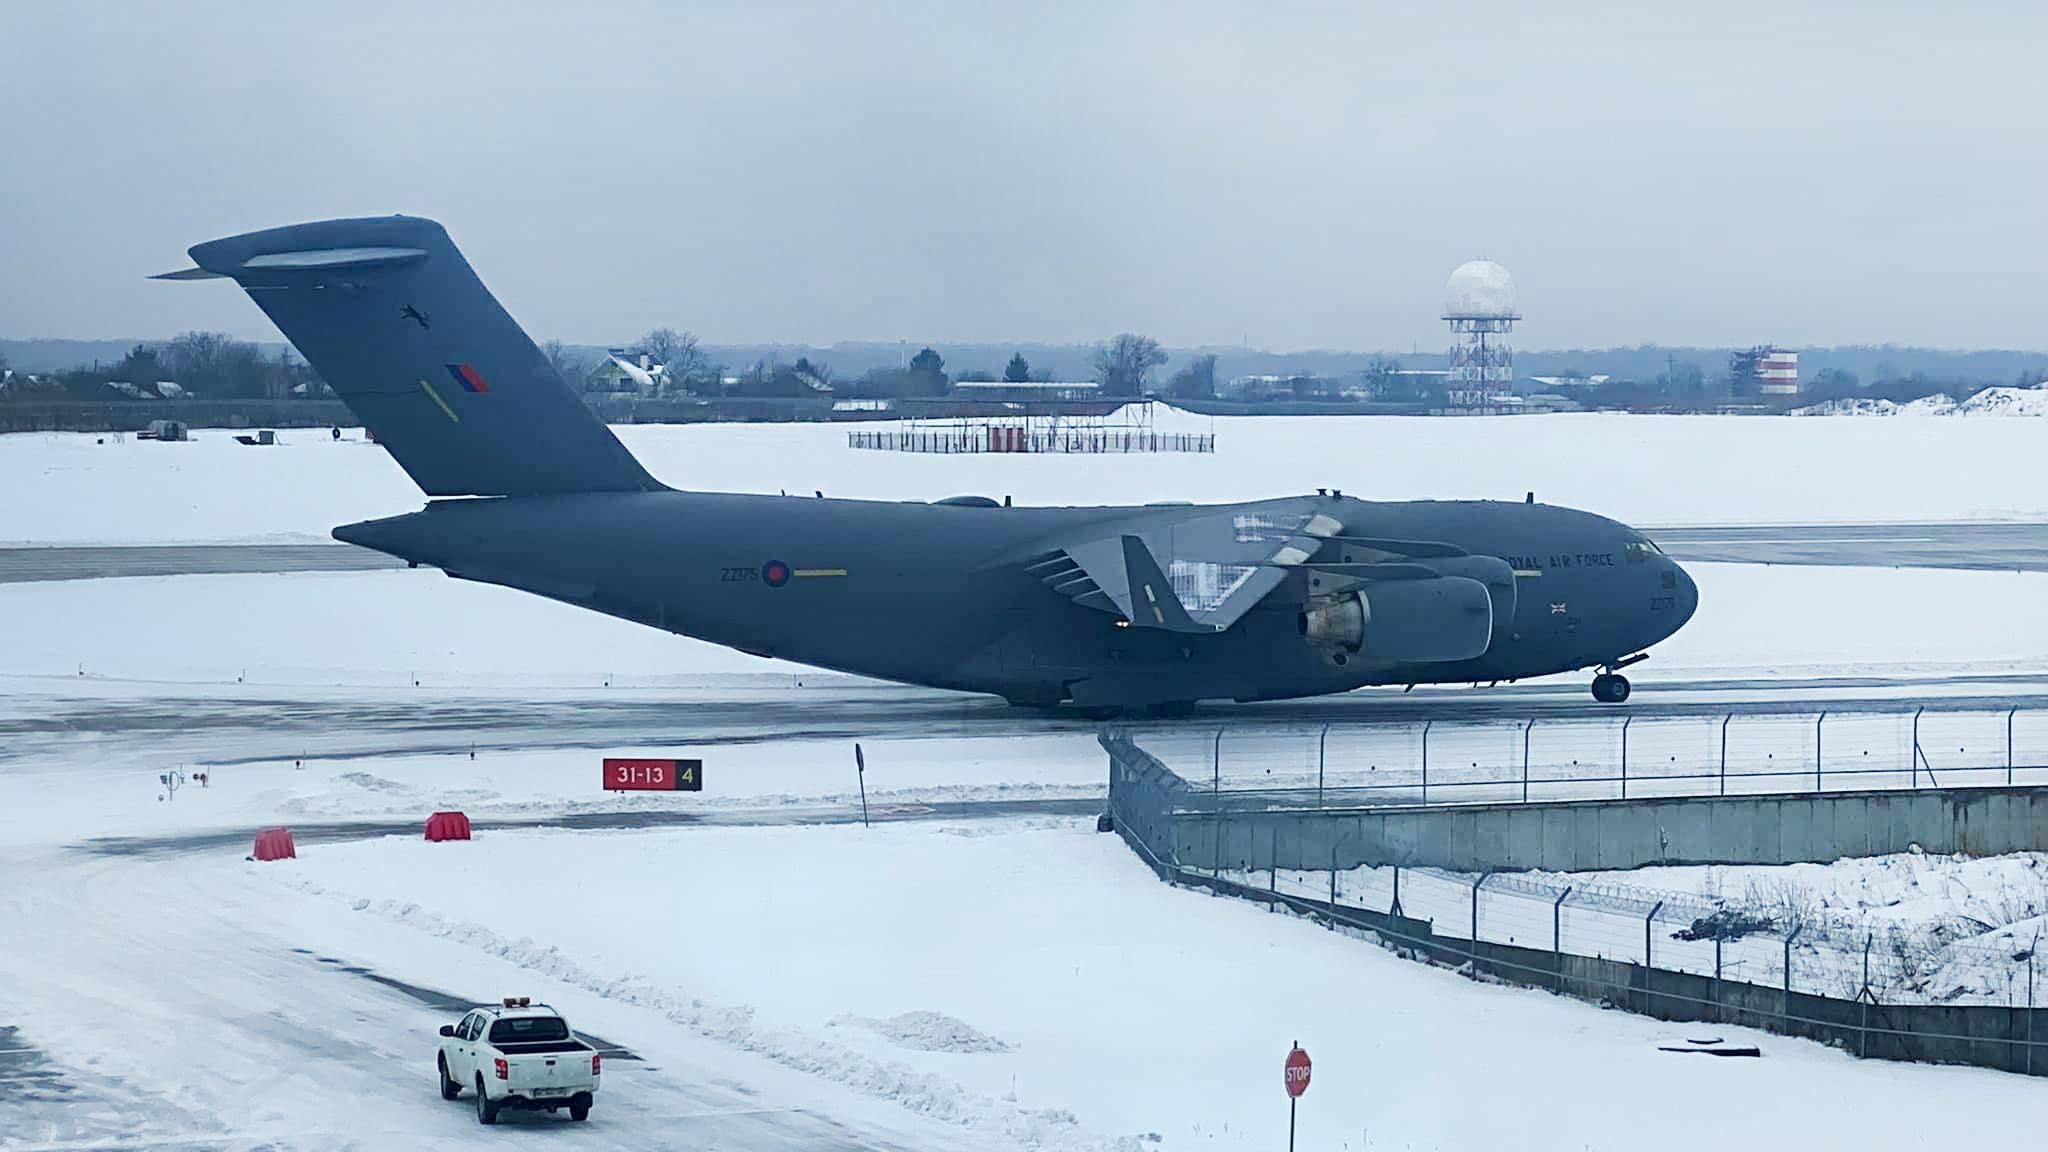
[150,267,226,281]
[1120,534,1207,632]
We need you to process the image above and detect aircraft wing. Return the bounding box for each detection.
[1024,500,1350,633]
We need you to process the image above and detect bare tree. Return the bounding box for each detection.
[1165,353,1217,400]
[1091,333,1167,397]
[640,327,708,395]
[542,339,583,382]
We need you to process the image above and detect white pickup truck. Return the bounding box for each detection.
[436,999,601,1124]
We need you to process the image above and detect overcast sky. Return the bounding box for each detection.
[3,1,2043,351]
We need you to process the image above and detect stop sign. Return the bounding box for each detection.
[1284,1044,1312,1098]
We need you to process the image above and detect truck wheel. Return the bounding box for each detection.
[570,1101,590,1122]
[438,1054,461,1100]
[475,1075,499,1125]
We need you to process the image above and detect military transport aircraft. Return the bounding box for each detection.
[158,216,1698,714]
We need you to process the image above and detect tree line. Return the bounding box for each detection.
[578,328,1213,401]
[0,332,326,402]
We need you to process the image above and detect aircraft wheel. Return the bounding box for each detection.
[1591,673,1631,703]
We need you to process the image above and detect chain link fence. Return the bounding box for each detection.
[1104,726,2048,1076]
[1144,704,2046,808]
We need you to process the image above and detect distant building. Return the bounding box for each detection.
[1757,349,1800,395]
[585,350,668,396]
[950,380,1101,402]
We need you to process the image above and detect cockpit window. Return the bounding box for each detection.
[1624,537,1663,562]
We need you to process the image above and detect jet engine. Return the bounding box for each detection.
[1297,575,1494,663]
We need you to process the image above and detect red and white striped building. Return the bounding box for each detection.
[1757,349,1800,395]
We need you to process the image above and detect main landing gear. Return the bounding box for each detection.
[1591,652,1649,703]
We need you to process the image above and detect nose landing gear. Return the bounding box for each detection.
[1591,653,1649,703]
[1591,672,1631,703]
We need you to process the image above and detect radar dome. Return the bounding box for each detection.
[1444,260,1518,318]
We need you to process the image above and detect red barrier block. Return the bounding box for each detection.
[425,810,472,842]
[252,826,296,861]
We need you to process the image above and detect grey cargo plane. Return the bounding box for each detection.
[158,216,1698,713]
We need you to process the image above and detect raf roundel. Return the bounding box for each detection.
[761,559,791,588]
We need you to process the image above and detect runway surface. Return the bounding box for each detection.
[10,673,2048,773]
[4,521,2047,582]
[1645,521,2048,571]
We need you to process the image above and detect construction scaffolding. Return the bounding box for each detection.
[847,399,1214,454]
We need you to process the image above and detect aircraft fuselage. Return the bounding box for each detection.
[337,489,1698,710]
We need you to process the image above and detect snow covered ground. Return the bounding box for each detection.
[6,410,2048,1149]
[13,819,2038,1152]
[6,406,2048,545]
[1236,848,2048,1010]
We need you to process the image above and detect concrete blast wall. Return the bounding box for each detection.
[1174,783,2048,874]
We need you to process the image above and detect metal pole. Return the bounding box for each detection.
[1621,716,1633,800]
[1288,1096,1297,1152]
[1784,924,1803,997]
[1421,720,1432,805]
[1390,864,1402,918]
[1553,885,1571,991]
[854,742,869,828]
[1318,721,1331,807]
[1471,872,1488,945]
[2030,935,2039,1077]
[1213,726,1224,792]
[1912,707,1923,788]
[1646,900,1663,968]
[1860,932,1871,1059]
[1816,711,1827,793]
[1330,841,1338,906]
[2011,706,2019,786]
[1720,713,1731,796]
[1522,719,1534,802]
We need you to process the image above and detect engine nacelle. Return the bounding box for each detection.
[1298,593,1369,650]
[1298,576,1494,663]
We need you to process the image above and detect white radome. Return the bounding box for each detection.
[1444,259,1517,318]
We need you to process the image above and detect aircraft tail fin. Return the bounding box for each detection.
[157,215,660,497]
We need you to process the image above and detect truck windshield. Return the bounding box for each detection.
[489,1016,570,1044]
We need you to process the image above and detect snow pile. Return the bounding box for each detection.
[279,873,1132,1151]
[832,1010,1016,1054]
[1793,383,2048,417]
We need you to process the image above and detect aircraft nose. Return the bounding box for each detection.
[1669,559,1699,628]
